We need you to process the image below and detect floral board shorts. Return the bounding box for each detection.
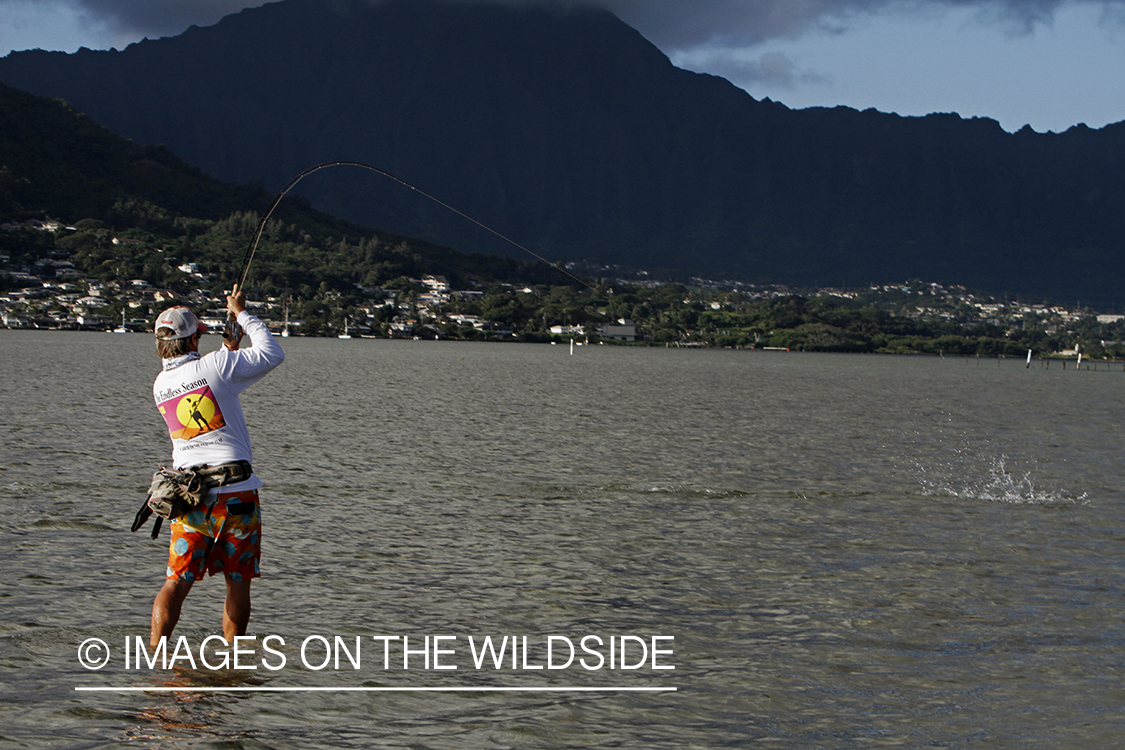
[166,488,261,583]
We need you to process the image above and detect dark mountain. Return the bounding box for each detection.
[0,80,562,293]
[0,81,266,222]
[2,0,1124,305]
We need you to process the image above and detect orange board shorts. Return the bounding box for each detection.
[166,488,261,583]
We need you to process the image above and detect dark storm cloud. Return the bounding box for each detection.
[8,0,1122,49]
[684,49,833,88]
[61,0,273,39]
[598,0,1123,48]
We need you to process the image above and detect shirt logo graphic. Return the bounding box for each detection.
[158,385,226,440]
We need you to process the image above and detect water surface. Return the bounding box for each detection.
[1,331,1122,747]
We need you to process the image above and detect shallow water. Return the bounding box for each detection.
[1,331,1123,748]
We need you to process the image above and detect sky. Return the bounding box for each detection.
[0,0,1123,133]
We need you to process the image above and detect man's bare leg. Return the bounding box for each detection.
[223,579,252,641]
[151,578,193,647]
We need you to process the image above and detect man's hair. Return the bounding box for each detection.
[156,327,195,359]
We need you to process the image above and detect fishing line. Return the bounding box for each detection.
[235,160,595,293]
[231,160,676,342]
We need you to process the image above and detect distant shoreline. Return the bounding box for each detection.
[5,327,1124,369]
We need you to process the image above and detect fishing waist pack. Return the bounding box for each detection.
[131,461,252,539]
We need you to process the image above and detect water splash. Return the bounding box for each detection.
[919,455,1089,505]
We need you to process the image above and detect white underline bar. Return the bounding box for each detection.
[75,686,676,693]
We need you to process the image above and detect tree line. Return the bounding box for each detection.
[5,205,1124,357]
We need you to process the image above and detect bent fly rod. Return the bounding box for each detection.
[224,160,602,344]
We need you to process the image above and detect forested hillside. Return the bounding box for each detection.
[5,79,1125,357]
[3,0,1125,305]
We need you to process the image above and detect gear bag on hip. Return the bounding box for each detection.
[131,461,251,539]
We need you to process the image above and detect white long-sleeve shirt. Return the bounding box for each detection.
[152,310,284,491]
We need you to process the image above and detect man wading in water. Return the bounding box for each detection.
[148,285,284,647]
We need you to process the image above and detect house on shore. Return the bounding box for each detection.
[598,319,637,342]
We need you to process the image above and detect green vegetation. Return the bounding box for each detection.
[3,81,1123,357]
[6,210,1125,359]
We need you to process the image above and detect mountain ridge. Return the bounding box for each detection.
[2,0,1124,304]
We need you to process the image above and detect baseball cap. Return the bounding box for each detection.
[154,306,209,339]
